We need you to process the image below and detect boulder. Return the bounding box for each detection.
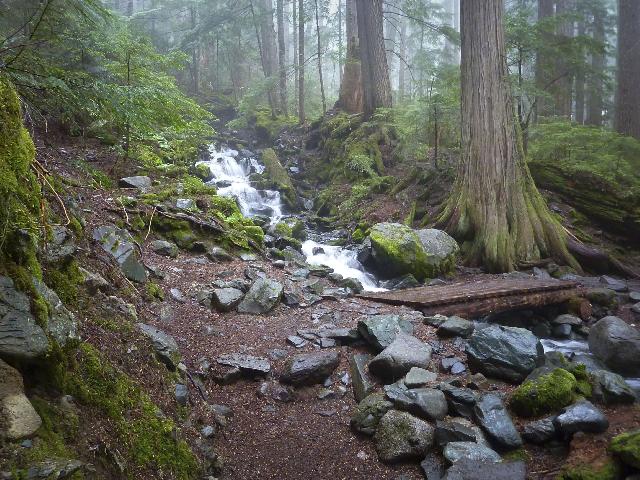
[0,358,41,440]
[350,354,375,402]
[211,288,244,312]
[357,314,414,351]
[443,459,527,480]
[415,228,459,277]
[0,276,49,362]
[553,400,609,436]
[443,441,501,464]
[610,429,640,469]
[93,225,147,283]
[387,387,448,422]
[150,240,179,258]
[137,323,180,370]
[591,369,637,405]
[280,351,340,386]
[466,325,544,383]
[588,316,640,376]
[374,410,435,463]
[237,278,283,314]
[369,333,432,382]
[119,175,151,189]
[474,394,522,450]
[437,316,474,338]
[522,417,556,444]
[217,353,271,376]
[509,368,577,417]
[350,392,394,435]
[439,384,478,419]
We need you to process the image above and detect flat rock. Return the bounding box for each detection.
[350,354,375,402]
[435,418,478,446]
[553,400,609,436]
[405,367,437,388]
[217,353,271,376]
[437,316,474,338]
[369,333,432,382]
[443,459,526,480]
[552,314,582,326]
[119,175,151,189]
[150,240,178,258]
[93,225,147,283]
[588,316,640,376]
[211,288,244,312]
[350,392,394,436]
[137,323,180,370]
[388,387,448,422]
[466,325,544,383]
[591,369,637,405]
[374,410,435,463]
[522,417,556,444]
[357,314,414,351]
[280,351,340,386]
[473,393,522,450]
[443,441,501,464]
[237,277,283,314]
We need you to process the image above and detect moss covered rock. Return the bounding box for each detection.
[610,429,640,469]
[510,368,577,417]
[260,148,298,209]
[558,461,621,480]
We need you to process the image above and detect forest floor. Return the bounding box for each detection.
[17,126,640,480]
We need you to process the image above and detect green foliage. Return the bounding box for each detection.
[510,368,577,417]
[260,148,298,208]
[43,260,83,307]
[146,282,165,301]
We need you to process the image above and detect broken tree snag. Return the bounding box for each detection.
[358,278,581,319]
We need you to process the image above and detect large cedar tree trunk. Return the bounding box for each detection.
[615,0,640,139]
[355,0,392,118]
[276,0,288,115]
[586,5,605,126]
[437,0,577,272]
[553,0,574,118]
[314,0,326,113]
[335,0,363,113]
[535,0,555,119]
[257,0,278,117]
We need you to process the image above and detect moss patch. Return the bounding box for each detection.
[260,148,298,209]
[43,259,83,307]
[510,368,577,417]
[557,460,621,480]
[610,429,640,469]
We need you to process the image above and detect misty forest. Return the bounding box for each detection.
[1,0,640,478]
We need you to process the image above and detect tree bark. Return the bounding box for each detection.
[355,0,392,118]
[615,0,640,139]
[553,0,574,119]
[586,4,605,126]
[298,0,305,123]
[575,20,585,124]
[338,0,343,85]
[436,0,577,273]
[292,0,299,116]
[535,0,555,119]
[276,0,288,115]
[335,0,363,113]
[398,17,406,101]
[314,0,326,114]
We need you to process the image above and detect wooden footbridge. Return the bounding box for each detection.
[358,278,588,319]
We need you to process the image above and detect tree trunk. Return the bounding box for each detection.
[575,20,585,124]
[338,0,343,85]
[615,0,640,139]
[385,10,396,90]
[553,0,574,119]
[314,0,326,114]
[276,0,288,115]
[293,0,299,116]
[586,4,605,126]
[298,0,305,123]
[355,0,392,118]
[190,4,199,95]
[535,0,555,119]
[335,0,363,113]
[436,0,577,273]
[398,17,406,101]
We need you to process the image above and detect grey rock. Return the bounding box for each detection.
[350,354,375,402]
[553,400,609,436]
[437,316,475,338]
[358,314,415,351]
[32,277,77,347]
[474,394,522,449]
[350,392,393,435]
[211,288,244,312]
[591,369,637,405]
[237,278,283,314]
[137,323,180,369]
[552,323,572,338]
[119,175,151,189]
[633,302,640,314]
[281,351,340,386]
[78,267,110,294]
[522,417,556,444]
[443,459,526,480]
[405,367,437,388]
[588,316,640,376]
[600,275,628,292]
[170,287,187,303]
[201,425,216,438]
[175,384,189,406]
[388,387,448,421]
[286,335,307,348]
[415,228,460,276]
[440,384,478,419]
[42,226,76,263]
[207,246,234,262]
[374,410,435,463]
[0,276,49,361]
[443,441,501,464]
[629,291,640,302]
[217,353,271,376]
[0,358,42,440]
[22,459,86,479]
[466,325,544,383]
[424,314,448,327]
[176,198,196,210]
[450,362,466,375]
[435,418,479,446]
[150,240,179,258]
[553,314,582,326]
[369,333,433,382]
[420,452,446,480]
[93,225,147,282]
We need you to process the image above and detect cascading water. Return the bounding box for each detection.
[198,145,384,291]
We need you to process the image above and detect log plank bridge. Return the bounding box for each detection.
[358,278,587,319]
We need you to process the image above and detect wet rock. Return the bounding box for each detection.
[600,275,627,292]
[415,228,460,277]
[591,369,637,405]
[217,353,271,376]
[119,175,151,189]
[32,277,77,347]
[175,384,189,406]
[552,323,572,338]
[420,452,446,480]
[42,226,76,263]
[350,392,394,435]
[435,418,478,446]
[0,358,41,440]
[388,387,448,422]
[630,291,640,302]
[437,316,474,338]
[381,274,421,290]
[522,417,556,444]
[404,367,437,388]
[0,276,49,362]
[93,225,147,283]
[474,393,522,450]
[588,316,640,376]
[585,288,617,307]
[350,354,375,402]
[466,325,544,383]
[443,441,501,464]
[211,288,244,312]
[369,333,432,382]
[339,277,364,294]
[207,246,234,262]
[439,384,478,419]
[374,410,435,463]
[358,314,415,351]
[237,278,283,314]
[150,240,178,258]
[137,323,180,369]
[553,400,609,436]
[443,459,526,480]
[553,314,582,326]
[281,351,340,386]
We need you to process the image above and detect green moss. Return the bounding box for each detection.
[510,368,577,417]
[274,222,293,237]
[610,429,640,469]
[210,195,242,217]
[290,219,307,240]
[146,282,164,301]
[557,461,621,480]
[252,108,297,143]
[352,226,368,243]
[152,217,197,249]
[43,260,83,307]
[260,148,298,208]
[64,344,199,479]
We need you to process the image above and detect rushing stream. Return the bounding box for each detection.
[197,145,383,291]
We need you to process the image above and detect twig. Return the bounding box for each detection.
[32,159,71,226]
[185,369,207,401]
[144,206,156,242]
[117,197,130,225]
